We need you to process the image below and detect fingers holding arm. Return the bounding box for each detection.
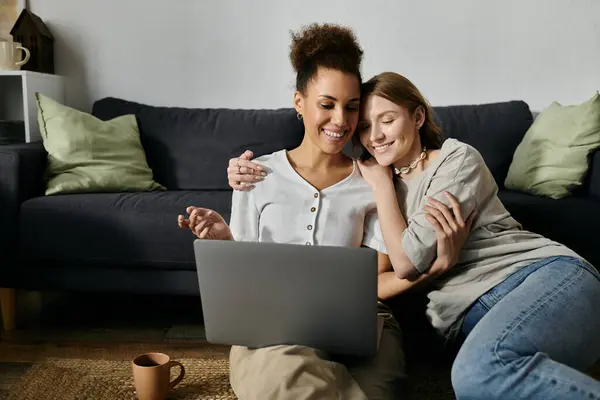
[227,150,267,191]
[378,205,473,300]
[424,212,454,276]
[424,192,477,276]
[426,192,477,236]
[238,150,265,174]
[443,191,464,226]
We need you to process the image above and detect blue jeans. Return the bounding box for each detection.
[451,256,600,399]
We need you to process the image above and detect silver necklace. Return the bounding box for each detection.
[393,147,427,176]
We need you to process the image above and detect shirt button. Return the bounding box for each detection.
[307,225,313,230]
[310,207,316,212]
[314,193,319,198]
[305,242,311,246]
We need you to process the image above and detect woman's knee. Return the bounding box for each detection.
[229,345,348,400]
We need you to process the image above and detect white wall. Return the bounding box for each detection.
[29,0,600,112]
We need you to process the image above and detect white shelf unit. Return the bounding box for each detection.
[0,71,65,143]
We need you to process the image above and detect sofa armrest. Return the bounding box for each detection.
[0,142,47,261]
[588,150,600,201]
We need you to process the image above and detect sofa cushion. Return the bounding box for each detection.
[36,94,164,195]
[505,92,600,199]
[433,101,533,188]
[18,191,232,270]
[91,97,305,191]
[498,190,600,269]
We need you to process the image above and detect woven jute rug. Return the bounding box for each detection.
[7,354,237,400]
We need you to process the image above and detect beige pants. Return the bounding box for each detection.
[229,304,406,400]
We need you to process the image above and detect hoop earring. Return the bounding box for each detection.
[297,113,303,120]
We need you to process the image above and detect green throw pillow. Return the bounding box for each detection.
[36,93,165,195]
[505,92,600,199]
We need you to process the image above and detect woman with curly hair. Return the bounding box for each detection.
[179,23,473,399]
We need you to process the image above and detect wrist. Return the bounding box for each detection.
[373,178,394,193]
[429,257,451,275]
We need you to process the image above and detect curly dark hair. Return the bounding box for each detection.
[289,23,363,94]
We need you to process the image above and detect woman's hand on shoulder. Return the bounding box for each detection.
[178,206,233,240]
[357,157,393,190]
[424,192,476,276]
[228,150,267,191]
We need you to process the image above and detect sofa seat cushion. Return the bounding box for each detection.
[498,190,600,269]
[18,190,232,270]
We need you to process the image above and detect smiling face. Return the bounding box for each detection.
[294,67,361,155]
[358,94,425,167]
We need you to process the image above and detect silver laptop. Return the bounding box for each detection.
[193,239,382,357]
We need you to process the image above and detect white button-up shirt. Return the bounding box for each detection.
[229,150,386,252]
